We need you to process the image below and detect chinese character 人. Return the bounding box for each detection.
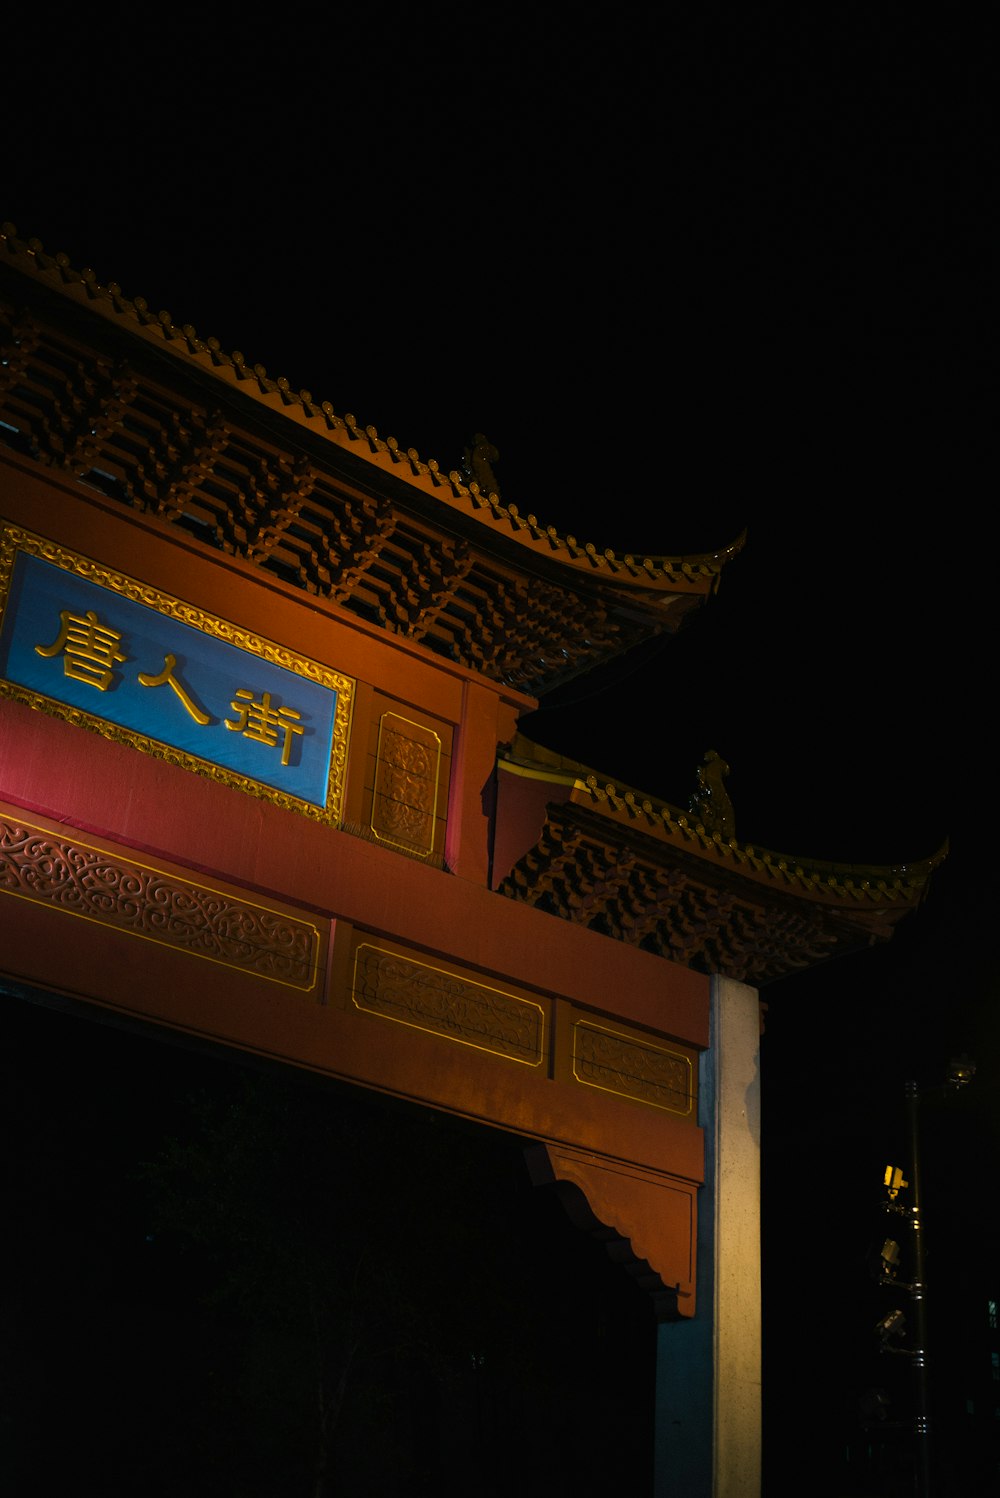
[138,653,212,725]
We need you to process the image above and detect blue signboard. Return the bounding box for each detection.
[0,530,354,820]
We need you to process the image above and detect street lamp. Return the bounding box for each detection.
[873,1056,975,1498]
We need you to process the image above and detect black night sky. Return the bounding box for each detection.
[3,10,995,1496]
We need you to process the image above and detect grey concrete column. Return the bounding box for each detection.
[712,975,762,1497]
[655,975,761,1498]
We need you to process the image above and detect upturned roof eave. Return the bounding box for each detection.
[496,767,945,983]
[0,223,744,601]
[498,742,946,916]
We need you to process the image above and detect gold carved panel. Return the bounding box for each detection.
[371,712,441,857]
[0,813,321,990]
[352,941,544,1064]
[572,1020,694,1116]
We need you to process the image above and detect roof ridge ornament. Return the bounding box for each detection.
[460,433,501,499]
[688,750,735,839]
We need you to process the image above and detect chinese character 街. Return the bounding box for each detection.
[226,688,304,766]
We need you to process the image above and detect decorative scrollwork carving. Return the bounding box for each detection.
[353,943,544,1064]
[0,817,319,989]
[573,1021,693,1116]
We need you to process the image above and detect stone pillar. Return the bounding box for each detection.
[654,975,761,1497]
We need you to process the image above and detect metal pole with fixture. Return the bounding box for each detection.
[905,1077,932,1498]
[872,1057,975,1497]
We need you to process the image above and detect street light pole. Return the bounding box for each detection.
[905,1078,932,1498]
[874,1058,974,1495]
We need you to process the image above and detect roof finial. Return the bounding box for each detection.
[462,433,500,497]
[689,750,735,838]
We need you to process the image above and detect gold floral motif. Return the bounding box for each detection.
[371,714,440,855]
[353,943,544,1064]
[573,1021,693,1116]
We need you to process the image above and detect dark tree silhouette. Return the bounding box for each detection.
[5,998,654,1497]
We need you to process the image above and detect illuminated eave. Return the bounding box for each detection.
[0,223,744,696]
[497,747,946,986]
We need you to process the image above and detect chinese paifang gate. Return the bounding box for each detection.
[0,223,944,1497]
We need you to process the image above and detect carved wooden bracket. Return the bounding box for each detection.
[524,1141,696,1321]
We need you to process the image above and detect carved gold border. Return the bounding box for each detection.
[371,712,441,857]
[572,1019,694,1117]
[0,812,322,991]
[352,941,545,1065]
[0,525,355,825]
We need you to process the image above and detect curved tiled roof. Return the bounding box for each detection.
[0,222,744,698]
[0,223,743,583]
[0,225,945,980]
[497,736,946,985]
